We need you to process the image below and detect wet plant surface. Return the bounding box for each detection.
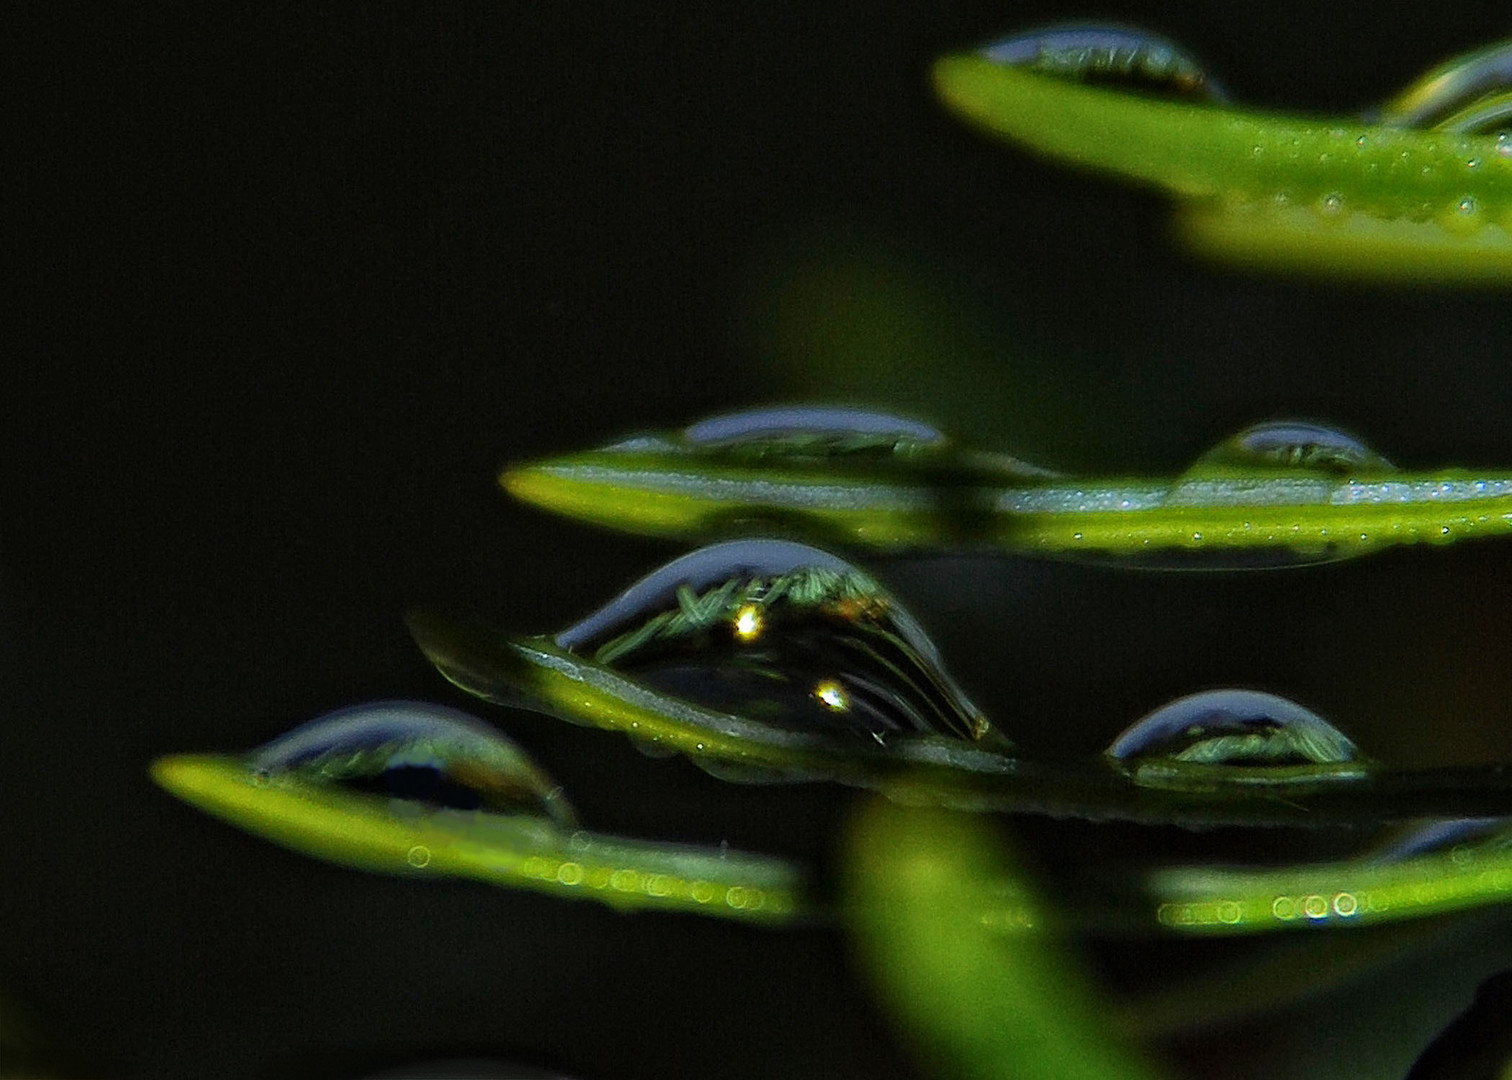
[15,4,1512,1079]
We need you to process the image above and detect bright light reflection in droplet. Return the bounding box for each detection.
[733,604,763,642]
[814,680,850,711]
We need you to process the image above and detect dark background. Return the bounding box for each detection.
[13,4,1512,1077]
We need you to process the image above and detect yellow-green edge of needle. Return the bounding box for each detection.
[931,53,1512,281]
[150,754,802,924]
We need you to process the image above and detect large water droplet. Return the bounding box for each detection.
[556,540,1002,748]
[681,405,945,455]
[1188,420,1393,475]
[250,701,577,828]
[979,23,1227,101]
[1106,689,1363,768]
[1377,39,1512,132]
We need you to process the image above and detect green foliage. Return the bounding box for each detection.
[145,20,1512,1079]
[844,799,1163,1080]
[933,30,1512,282]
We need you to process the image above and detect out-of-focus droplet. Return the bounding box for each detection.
[1364,817,1512,862]
[555,539,1003,748]
[979,23,1227,101]
[1188,420,1393,475]
[1378,39,1512,132]
[1106,689,1364,768]
[250,701,577,828]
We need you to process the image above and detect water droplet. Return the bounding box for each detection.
[1378,40,1512,132]
[1442,194,1485,235]
[977,23,1226,101]
[1318,191,1346,218]
[1497,132,1512,157]
[1355,134,1369,148]
[249,701,578,828]
[1106,689,1365,769]
[555,540,1003,748]
[1187,420,1393,476]
[682,406,944,453]
[813,680,850,711]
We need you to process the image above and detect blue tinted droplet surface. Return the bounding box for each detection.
[1106,689,1363,767]
[1364,817,1512,862]
[251,701,577,828]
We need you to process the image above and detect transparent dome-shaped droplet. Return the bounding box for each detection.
[1378,39,1512,131]
[556,539,1002,748]
[681,405,945,454]
[1188,420,1393,475]
[1106,689,1362,767]
[250,701,577,828]
[979,23,1227,101]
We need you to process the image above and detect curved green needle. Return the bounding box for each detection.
[503,414,1512,564]
[151,744,803,924]
[932,42,1512,281]
[847,803,1512,949]
[150,705,1512,938]
[1143,837,1512,935]
[408,613,1512,828]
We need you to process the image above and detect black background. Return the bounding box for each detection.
[13,4,1512,1078]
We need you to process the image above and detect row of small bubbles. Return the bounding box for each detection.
[1152,892,1361,929]
[517,854,779,912]
[1155,836,1512,931]
[1268,892,1361,921]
